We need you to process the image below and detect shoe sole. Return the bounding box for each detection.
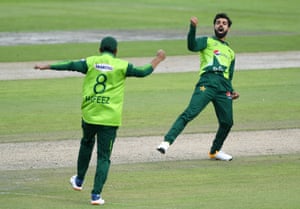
[157,148,165,154]
[209,157,233,161]
[91,200,105,205]
[91,202,105,205]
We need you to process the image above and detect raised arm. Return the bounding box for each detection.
[187,16,207,52]
[126,49,166,77]
[150,49,166,69]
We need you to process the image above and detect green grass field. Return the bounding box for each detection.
[1,0,299,32]
[0,0,300,61]
[0,0,299,208]
[1,68,299,142]
[1,155,299,209]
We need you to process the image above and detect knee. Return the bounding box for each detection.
[181,109,199,122]
[80,137,95,148]
[220,120,233,130]
[97,155,111,168]
[97,149,111,161]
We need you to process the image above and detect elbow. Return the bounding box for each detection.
[187,44,193,51]
[133,71,149,77]
[136,73,147,77]
[187,45,197,52]
[187,40,197,51]
[140,70,153,77]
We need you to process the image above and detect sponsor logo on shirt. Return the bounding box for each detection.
[95,63,113,71]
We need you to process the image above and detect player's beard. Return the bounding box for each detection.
[214,28,228,39]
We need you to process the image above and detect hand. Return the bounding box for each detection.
[156,49,166,62]
[34,64,50,70]
[190,16,198,27]
[151,49,166,69]
[232,92,240,100]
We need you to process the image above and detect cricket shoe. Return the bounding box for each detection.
[70,175,83,191]
[209,151,233,161]
[91,194,105,205]
[157,141,170,154]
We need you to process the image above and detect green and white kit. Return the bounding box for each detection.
[164,23,236,155]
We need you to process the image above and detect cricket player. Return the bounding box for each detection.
[34,36,166,205]
[157,13,239,161]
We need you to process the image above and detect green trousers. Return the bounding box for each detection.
[165,74,234,154]
[77,120,118,195]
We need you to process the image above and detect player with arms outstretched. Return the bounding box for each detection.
[35,36,166,205]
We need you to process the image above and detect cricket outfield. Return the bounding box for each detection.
[0,52,299,170]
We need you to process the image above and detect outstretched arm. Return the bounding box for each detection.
[126,49,166,77]
[34,60,88,74]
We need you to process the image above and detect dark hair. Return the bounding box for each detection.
[100,36,118,53]
[213,13,232,27]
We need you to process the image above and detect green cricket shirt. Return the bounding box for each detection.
[187,24,235,87]
[82,54,128,126]
[50,52,153,126]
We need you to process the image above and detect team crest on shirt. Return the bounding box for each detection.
[95,63,113,71]
[213,49,220,55]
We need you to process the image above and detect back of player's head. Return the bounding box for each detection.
[214,13,232,27]
[100,36,118,53]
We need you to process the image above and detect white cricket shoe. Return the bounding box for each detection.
[157,141,170,154]
[209,151,233,161]
[91,194,105,205]
[70,175,83,191]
